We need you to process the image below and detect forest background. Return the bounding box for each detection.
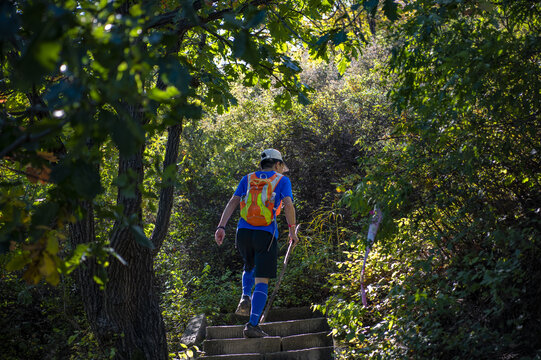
[1,0,539,359]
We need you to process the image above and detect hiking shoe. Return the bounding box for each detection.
[235,295,251,316]
[243,322,268,338]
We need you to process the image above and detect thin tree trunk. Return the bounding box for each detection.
[151,122,183,251]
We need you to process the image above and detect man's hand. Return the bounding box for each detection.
[288,225,300,248]
[215,228,225,246]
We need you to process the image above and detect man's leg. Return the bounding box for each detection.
[243,277,270,338]
[235,230,255,316]
[244,230,274,338]
[249,278,269,326]
[242,268,255,297]
[235,268,254,316]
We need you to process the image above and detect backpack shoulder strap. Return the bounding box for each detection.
[270,173,284,190]
[243,173,256,199]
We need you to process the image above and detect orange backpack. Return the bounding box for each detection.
[240,172,284,226]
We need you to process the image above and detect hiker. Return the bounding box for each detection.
[215,149,299,338]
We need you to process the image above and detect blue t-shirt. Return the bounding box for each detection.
[234,171,293,238]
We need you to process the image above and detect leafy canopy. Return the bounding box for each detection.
[0,0,385,284]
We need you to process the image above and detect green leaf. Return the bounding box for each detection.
[51,159,103,199]
[130,225,155,249]
[6,251,31,271]
[32,201,60,227]
[160,65,191,94]
[233,30,249,58]
[67,333,79,345]
[34,41,62,70]
[337,55,350,75]
[332,31,348,46]
[93,275,105,285]
[104,247,128,266]
[382,0,399,21]
[176,103,202,120]
[245,10,266,29]
[148,86,181,102]
[0,1,20,40]
[104,110,144,156]
[283,57,301,72]
[72,161,103,199]
[233,30,259,64]
[129,4,143,17]
[298,92,311,105]
[363,0,380,16]
[64,244,90,272]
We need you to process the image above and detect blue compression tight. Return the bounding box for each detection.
[242,269,255,297]
[249,282,268,326]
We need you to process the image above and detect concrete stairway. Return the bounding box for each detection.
[199,307,334,359]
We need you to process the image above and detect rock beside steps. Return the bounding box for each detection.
[199,307,334,360]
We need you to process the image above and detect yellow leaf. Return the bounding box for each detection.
[36,151,58,162]
[23,265,41,285]
[6,251,31,271]
[46,269,60,286]
[46,235,59,255]
[38,253,57,277]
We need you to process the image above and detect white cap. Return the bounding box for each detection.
[261,149,289,171]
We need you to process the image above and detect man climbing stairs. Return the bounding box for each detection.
[199,307,334,359]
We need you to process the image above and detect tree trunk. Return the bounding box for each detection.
[151,123,183,251]
[69,200,106,338]
[103,140,168,360]
[70,112,183,359]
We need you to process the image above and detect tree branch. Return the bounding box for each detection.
[268,8,314,46]
[202,24,233,48]
[150,123,183,252]
[146,0,275,31]
[0,119,68,159]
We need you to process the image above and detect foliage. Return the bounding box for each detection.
[155,48,392,338]
[320,1,541,359]
[1,0,378,357]
[3,0,538,358]
[0,269,112,360]
[0,0,372,286]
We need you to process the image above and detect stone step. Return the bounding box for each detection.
[263,307,322,322]
[199,354,261,360]
[203,337,282,356]
[281,332,333,351]
[206,318,330,340]
[198,307,334,359]
[202,330,332,357]
[200,346,334,360]
[265,347,334,360]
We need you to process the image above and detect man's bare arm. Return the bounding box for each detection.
[215,195,241,245]
[283,196,299,246]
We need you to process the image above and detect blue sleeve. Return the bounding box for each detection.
[233,175,248,197]
[277,176,293,203]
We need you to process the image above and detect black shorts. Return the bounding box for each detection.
[236,228,277,279]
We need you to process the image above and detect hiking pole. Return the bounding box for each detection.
[361,207,383,307]
[260,224,300,324]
